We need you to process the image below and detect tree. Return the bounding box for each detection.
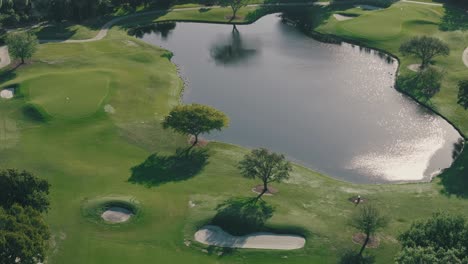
[350,204,387,258]
[163,104,229,151]
[0,204,50,264]
[0,169,50,213]
[399,36,449,69]
[219,0,249,21]
[396,213,468,264]
[5,31,38,64]
[238,148,292,200]
[457,80,468,110]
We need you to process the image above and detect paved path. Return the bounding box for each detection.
[0,46,10,70]
[401,0,443,6]
[0,2,323,69]
[463,47,468,68]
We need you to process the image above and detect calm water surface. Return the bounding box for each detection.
[139,14,463,183]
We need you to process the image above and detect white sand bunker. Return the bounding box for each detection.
[104,104,115,114]
[194,225,305,250]
[463,47,468,68]
[334,14,354,21]
[355,4,382,10]
[0,88,14,99]
[101,207,133,223]
[408,64,422,72]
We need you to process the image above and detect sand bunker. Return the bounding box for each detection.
[104,104,115,114]
[101,207,133,223]
[355,4,382,10]
[0,88,14,99]
[408,64,421,72]
[194,225,305,250]
[334,14,354,21]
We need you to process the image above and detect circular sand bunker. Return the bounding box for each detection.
[82,196,140,225]
[0,88,14,99]
[101,207,133,223]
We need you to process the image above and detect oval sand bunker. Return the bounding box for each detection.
[101,207,133,223]
[0,88,14,99]
[194,225,305,250]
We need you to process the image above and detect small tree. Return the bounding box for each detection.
[219,0,249,21]
[163,104,229,151]
[238,148,292,200]
[0,169,50,213]
[457,80,468,110]
[399,36,449,69]
[350,204,387,258]
[5,32,38,64]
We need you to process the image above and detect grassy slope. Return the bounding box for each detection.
[0,4,467,264]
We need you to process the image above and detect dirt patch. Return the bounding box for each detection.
[252,185,278,196]
[352,233,380,248]
[348,196,368,204]
[101,207,133,223]
[188,135,209,147]
[194,225,305,250]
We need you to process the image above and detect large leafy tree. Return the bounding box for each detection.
[0,204,50,264]
[238,148,292,200]
[457,80,468,110]
[0,169,50,213]
[399,36,449,69]
[350,204,387,258]
[395,213,468,263]
[219,0,249,21]
[5,32,38,64]
[163,104,229,151]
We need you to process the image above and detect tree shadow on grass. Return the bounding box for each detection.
[439,141,468,198]
[128,148,209,187]
[211,197,274,236]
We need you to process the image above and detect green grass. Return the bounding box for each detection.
[22,71,111,119]
[0,3,467,264]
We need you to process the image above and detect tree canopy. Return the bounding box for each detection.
[163,104,229,149]
[396,213,468,263]
[5,32,38,64]
[0,204,50,264]
[219,0,250,20]
[457,80,468,110]
[399,36,449,69]
[0,169,50,213]
[238,148,292,200]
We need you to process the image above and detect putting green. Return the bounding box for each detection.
[22,71,111,119]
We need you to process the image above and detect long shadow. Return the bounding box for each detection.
[211,197,274,235]
[128,148,209,187]
[395,69,442,102]
[439,141,468,198]
[0,65,19,84]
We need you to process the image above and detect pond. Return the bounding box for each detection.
[137,14,463,184]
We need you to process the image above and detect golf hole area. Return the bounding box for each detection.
[82,196,140,225]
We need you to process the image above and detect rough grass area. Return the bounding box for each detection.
[0,3,467,264]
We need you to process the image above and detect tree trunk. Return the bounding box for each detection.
[254,180,268,202]
[185,134,198,155]
[231,6,237,21]
[21,57,25,64]
[358,233,370,257]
